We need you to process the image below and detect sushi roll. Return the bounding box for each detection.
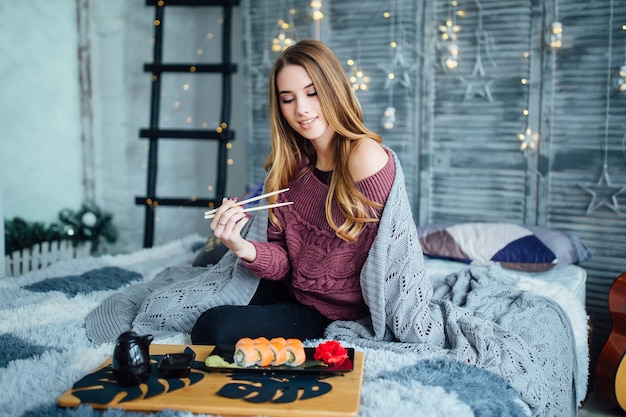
[254,340,274,367]
[234,342,260,367]
[232,336,305,368]
[269,338,288,366]
[284,338,306,367]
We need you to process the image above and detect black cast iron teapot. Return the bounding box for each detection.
[112,331,154,386]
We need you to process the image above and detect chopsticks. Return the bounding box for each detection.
[204,201,293,219]
[204,188,291,219]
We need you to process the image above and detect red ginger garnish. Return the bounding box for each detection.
[314,340,348,365]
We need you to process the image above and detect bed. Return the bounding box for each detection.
[0,222,591,417]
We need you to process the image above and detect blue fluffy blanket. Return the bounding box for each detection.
[0,235,587,417]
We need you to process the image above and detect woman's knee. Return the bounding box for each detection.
[191,305,236,345]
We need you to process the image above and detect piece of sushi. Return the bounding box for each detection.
[284,338,306,367]
[254,340,274,367]
[269,338,289,366]
[234,342,260,367]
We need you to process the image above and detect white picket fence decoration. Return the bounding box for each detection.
[4,240,92,277]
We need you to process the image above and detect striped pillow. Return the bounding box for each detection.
[417,223,591,272]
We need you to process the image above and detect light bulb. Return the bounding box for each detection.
[381,107,396,130]
[617,65,626,92]
[443,43,459,70]
[549,22,563,49]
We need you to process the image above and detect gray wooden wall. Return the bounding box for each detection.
[242,0,626,368]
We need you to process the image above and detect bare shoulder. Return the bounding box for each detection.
[349,138,389,181]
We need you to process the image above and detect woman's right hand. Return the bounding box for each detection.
[210,197,257,262]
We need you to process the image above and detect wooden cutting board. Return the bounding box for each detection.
[58,344,364,417]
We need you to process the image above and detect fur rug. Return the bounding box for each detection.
[0,235,587,417]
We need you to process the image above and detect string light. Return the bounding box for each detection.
[347,59,370,91]
[439,0,461,71]
[517,52,536,152]
[617,64,626,92]
[439,19,461,42]
[518,127,540,151]
[271,20,294,52]
[444,42,459,69]
[310,1,323,21]
[616,25,626,92]
[549,22,563,49]
[271,5,297,52]
[438,0,461,42]
[379,0,408,130]
[310,1,323,40]
[347,39,370,92]
[381,106,396,130]
[142,11,243,224]
[548,0,563,49]
[381,5,396,130]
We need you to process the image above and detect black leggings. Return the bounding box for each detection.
[190,280,331,346]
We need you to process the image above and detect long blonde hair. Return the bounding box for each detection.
[264,39,383,242]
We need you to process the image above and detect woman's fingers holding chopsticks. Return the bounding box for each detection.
[210,197,246,233]
[210,198,253,258]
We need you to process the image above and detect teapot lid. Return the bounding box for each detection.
[117,331,140,341]
[117,331,154,343]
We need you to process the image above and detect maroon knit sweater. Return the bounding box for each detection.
[245,149,395,320]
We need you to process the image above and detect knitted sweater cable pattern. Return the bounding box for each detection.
[244,149,396,321]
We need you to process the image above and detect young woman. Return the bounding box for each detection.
[184,40,438,343]
[189,39,395,344]
[128,39,443,347]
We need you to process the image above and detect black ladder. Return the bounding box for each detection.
[136,0,240,248]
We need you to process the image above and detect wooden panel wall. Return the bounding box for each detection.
[423,0,536,225]
[242,0,626,366]
[543,0,626,366]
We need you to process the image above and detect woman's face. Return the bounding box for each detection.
[276,64,334,145]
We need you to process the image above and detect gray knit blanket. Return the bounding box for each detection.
[82,150,581,417]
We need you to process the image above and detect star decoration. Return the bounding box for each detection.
[377,44,416,90]
[458,75,493,102]
[439,19,461,42]
[456,28,495,102]
[579,164,625,214]
[348,62,370,92]
[517,127,539,151]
